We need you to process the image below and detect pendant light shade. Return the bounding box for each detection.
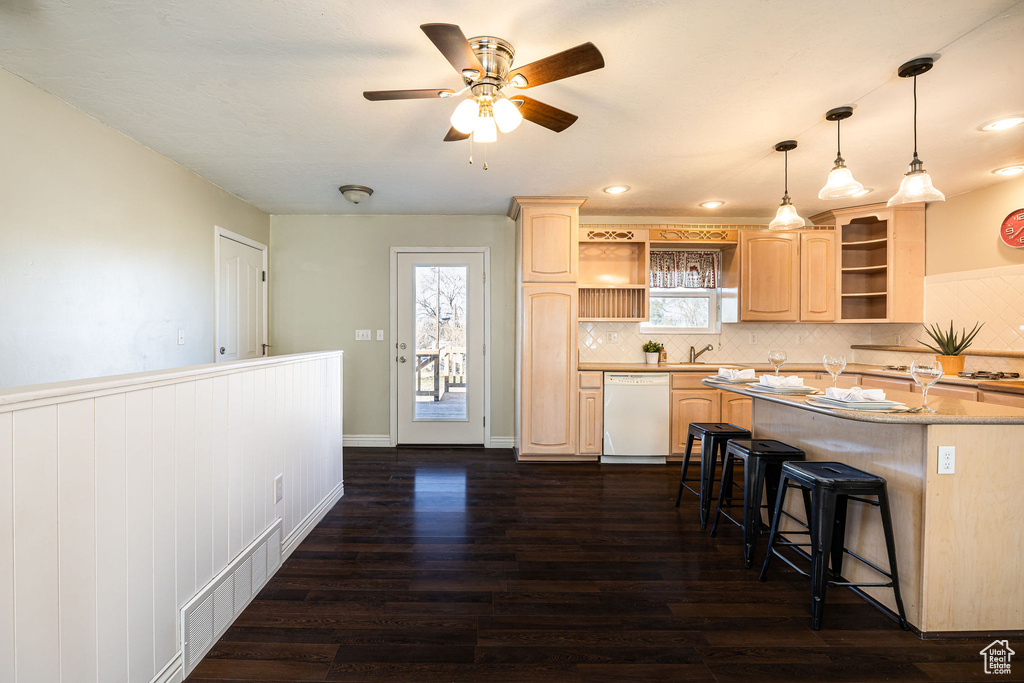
[450,98,480,134]
[472,111,497,143]
[818,107,865,200]
[888,57,945,207]
[492,96,523,133]
[768,140,806,230]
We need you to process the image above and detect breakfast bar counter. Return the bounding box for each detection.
[711,378,1024,635]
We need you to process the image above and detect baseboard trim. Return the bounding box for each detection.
[282,480,345,560]
[151,651,183,683]
[343,434,391,448]
[489,437,514,449]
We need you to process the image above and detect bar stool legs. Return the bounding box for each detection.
[674,432,696,508]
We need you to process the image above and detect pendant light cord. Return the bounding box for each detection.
[912,75,919,160]
[836,118,842,158]
[784,149,789,197]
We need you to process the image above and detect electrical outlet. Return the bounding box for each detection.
[938,446,955,474]
[376,329,384,341]
[895,333,903,346]
[355,329,371,341]
[749,333,758,345]
[608,332,618,343]
[177,329,185,345]
[273,474,284,503]
[796,333,804,345]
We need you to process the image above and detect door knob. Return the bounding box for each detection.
[219,347,226,355]
[398,356,407,363]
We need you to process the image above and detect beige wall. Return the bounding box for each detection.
[0,68,269,389]
[926,174,1024,275]
[269,214,515,438]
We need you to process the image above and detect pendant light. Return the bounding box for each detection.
[887,57,945,206]
[768,140,807,230]
[818,107,865,199]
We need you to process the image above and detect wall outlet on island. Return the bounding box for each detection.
[748,333,757,345]
[938,446,955,474]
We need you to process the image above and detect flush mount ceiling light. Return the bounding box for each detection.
[818,106,865,200]
[888,57,945,207]
[603,185,630,194]
[980,116,1024,131]
[993,165,1024,176]
[339,185,373,204]
[768,140,806,231]
[699,200,725,209]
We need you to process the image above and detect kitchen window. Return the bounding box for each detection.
[641,250,720,334]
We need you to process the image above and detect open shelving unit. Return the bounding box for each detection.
[839,216,889,321]
[577,228,650,321]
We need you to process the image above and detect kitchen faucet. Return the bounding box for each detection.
[689,344,714,363]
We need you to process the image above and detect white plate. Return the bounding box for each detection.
[748,384,816,395]
[708,375,759,384]
[806,397,908,411]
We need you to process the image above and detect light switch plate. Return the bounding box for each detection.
[938,446,955,474]
[177,329,185,345]
[355,329,371,341]
[273,474,284,503]
[376,329,384,341]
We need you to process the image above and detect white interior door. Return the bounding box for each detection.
[217,234,265,362]
[396,252,485,444]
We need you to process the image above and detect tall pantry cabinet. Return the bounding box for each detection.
[510,197,588,459]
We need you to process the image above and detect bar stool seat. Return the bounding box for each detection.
[710,439,806,568]
[674,422,750,530]
[759,460,909,631]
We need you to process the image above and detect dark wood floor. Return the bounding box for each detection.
[187,448,1011,682]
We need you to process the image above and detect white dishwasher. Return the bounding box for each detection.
[602,373,670,464]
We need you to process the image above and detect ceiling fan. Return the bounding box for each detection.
[364,23,604,143]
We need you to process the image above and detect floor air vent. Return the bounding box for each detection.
[181,519,283,677]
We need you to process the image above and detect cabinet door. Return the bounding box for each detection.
[578,389,603,455]
[521,205,578,283]
[800,231,836,321]
[980,390,1024,408]
[521,285,578,454]
[861,375,914,393]
[720,394,752,432]
[740,231,799,321]
[670,390,721,455]
[911,383,979,401]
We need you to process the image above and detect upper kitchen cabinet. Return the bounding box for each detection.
[810,202,925,323]
[739,229,836,322]
[578,227,650,321]
[509,197,586,283]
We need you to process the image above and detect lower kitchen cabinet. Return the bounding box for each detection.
[912,383,979,401]
[578,372,603,455]
[670,390,721,455]
[720,394,753,432]
[861,375,914,393]
[980,390,1024,408]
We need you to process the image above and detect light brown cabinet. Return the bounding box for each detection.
[980,390,1024,409]
[720,394,753,432]
[911,383,979,401]
[739,230,836,322]
[519,201,584,283]
[578,372,603,455]
[670,389,721,455]
[861,375,914,393]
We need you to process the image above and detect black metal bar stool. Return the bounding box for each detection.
[710,439,806,568]
[759,460,909,631]
[674,422,750,530]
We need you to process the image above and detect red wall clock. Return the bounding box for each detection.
[1001,208,1024,248]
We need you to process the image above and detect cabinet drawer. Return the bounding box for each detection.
[861,375,914,393]
[578,372,602,390]
[980,390,1024,408]
[671,373,717,390]
[911,383,978,401]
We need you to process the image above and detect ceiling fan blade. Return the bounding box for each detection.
[508,42,604,88]
[420,23,486,78]
[443,127,470,142]
[510,95,579,132]
[363,88,455,101]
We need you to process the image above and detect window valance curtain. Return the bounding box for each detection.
[650,250,719,289]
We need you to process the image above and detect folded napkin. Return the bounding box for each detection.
[760,374,805,388]
[825,387,886,402]
[717,367,756,380]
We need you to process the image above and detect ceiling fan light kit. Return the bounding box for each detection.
[768,140,807,230]
[363,23,603,167]
[888,57,945,206]
[818,106,865,200]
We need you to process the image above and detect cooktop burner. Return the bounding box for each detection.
[957,371,1021,380]
[882,365,910,372]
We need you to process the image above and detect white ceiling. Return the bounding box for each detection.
[2,0,1023,217]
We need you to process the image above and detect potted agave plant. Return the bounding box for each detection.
[642,340,664,365]
[918,321,984,375]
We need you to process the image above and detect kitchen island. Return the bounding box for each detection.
[708,378,1024,635]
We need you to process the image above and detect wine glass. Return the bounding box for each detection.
[768,349,787,376]
[911,360,943,413]
[823,354,847,388]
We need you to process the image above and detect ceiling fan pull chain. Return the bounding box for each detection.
[483,144,488,170]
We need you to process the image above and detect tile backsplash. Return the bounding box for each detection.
[580,263,1024,374]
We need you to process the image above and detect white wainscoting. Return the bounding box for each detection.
[0,351,343,683]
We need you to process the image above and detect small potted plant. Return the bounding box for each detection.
[918,321,984,375]
[642,340,664,365]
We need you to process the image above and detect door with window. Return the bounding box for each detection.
[396,252,485,444]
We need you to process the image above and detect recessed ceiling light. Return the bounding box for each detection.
[851,187,873,197]
[993,165,1024,176]
[699,201,725,209]
[980,116,1024,131]
[603,185,630,194]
